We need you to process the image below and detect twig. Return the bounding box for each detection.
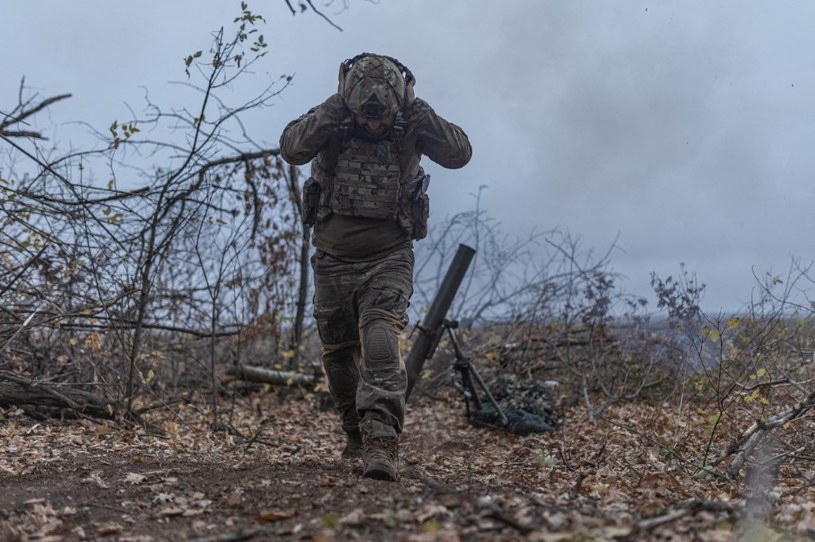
[187,529,262,542]
[710,389,815,478]
[303,0,343,31]
[0,246,47,298]
[0,300,46,353]
[638,507,692,530]
[780,478,815,499]
[0,89,72,137]
[570,472,586,498]
[638,498,738,531]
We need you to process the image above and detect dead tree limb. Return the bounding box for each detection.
[226,365,318,387]
[710,388,815,479]
[0,371,131,422]
[637,498,738,531]
[0,79,72,139]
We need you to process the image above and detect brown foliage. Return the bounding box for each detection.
[1,390,814,540]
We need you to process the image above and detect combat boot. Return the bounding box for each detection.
[342,427,363,459]
[361,434,399,481]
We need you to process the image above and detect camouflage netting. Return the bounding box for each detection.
[467,375,560,436]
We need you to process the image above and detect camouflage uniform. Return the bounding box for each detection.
[279,54,471,477]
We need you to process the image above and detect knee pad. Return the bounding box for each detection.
[362,319,398,366]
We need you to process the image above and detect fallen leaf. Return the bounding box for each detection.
[124,472,146,484]
[405,529,461,542]
[257,508,298,522]
[153,492,174,504]
[595,525,633,538]
[82,471,110,489]
[340,508,365,525]
[33,502,58,517]
[95,521,122,536]
[156,507,185,517]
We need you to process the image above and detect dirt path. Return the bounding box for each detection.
[2,452,542,541]
[1,394,812,541]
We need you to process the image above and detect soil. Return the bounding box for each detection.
[1,390,813,541]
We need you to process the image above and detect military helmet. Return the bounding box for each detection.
[343,54,407,119]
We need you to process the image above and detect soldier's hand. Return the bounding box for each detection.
[337,62,347,99]
[404,74,416,108]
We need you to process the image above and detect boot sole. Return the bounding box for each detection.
[363,460,399,482]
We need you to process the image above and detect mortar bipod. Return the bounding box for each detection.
[443,319,509,426]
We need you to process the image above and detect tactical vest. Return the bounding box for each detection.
[302,121,429,239]
[331,137,402,221]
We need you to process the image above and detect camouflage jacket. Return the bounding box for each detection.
[280,93,471,177]
[280,94,472,257]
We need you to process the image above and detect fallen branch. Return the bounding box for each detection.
[0,371,126,421]
[710,388,815,479]
[637,507,692,531]
[187,529,262,542]
[226,365,319,387]
[638,498,738,531]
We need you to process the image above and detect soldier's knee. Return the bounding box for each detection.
[361,317,398,367]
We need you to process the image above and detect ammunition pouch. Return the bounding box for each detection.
[408,173,430,240]
[302,177,321,226]
[411,192,429,240]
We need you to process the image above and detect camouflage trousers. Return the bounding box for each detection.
[311,245,413,438]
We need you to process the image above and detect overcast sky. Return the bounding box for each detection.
[3,1,814,313]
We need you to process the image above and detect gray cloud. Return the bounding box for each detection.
[3,0,814,312]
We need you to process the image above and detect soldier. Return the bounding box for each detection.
[280,53,471,481]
